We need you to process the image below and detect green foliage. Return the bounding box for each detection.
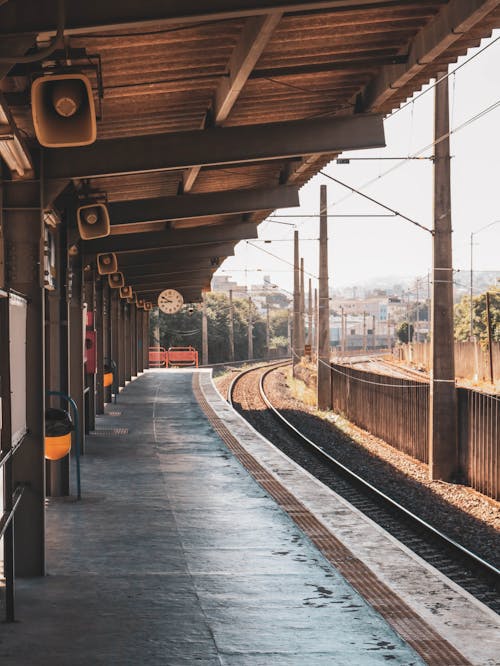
[454,289,500,345]
[396,321,414,343]
[149,293,290,364]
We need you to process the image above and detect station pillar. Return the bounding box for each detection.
[3,179,45,576]
[68,253,86,452]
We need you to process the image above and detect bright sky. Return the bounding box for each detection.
[216,30,500,295]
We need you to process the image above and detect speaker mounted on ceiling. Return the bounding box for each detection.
[77,201,110,240]
[108,272,124,288]
[97,252,118,275]
[144,301,152,311]
[136,298,145,308]
[120,285,133,299]
[31,73,97,148]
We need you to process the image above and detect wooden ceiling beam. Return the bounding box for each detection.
[108,185,299,226]
[361,0,500,112]
[0,1,412,37]
[44,114,385,181]
[83,220,258,254]
[183,12,282,192]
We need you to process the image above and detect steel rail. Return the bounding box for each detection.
[228,361,500,581]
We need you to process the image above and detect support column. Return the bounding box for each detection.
[202,297,208,365]
[95,276,104,414]
[429,72,458,482]
[317,184,331,410]
[124,303,131,382]
[68,254,86,451]
[130,304,137,377]
[103,283,112,403]
[143,309,150,370]
[137,308,144,374]
[110,290,119,392]
[247,296,253,360]
[307,278,313,348]
[117,300,126,387]
[3,182,45,576]
[83,270,96,432]
[45,224,69,496]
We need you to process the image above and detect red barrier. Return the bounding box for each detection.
[166,346,198,368]
[149,346,167,368]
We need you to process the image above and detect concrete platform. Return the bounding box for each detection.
[0,370,497,665]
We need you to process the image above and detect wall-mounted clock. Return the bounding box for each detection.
[158,288,184,314]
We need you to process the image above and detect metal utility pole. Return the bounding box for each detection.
[228,289,235,361]
[287,308,292,356]
[317,184,331,410]
[293,229,300,371]
[308,278,313,347]
[247,296,253,360]
[314,288,319,356]
[299,257,305,355]
[485,292,494,385]
[429,71,457,482]
[202,297,208,365]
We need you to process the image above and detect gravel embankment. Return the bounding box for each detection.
[215,365,500,567]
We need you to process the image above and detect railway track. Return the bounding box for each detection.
[228,361,500,614]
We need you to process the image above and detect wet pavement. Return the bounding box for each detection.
[0,370,425,665]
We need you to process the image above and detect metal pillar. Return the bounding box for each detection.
[202,297,208,365]
[83,271,96,432]
[143,310,150,369]
[117,300,125,386]
[45,225,69,496]
[69,254,86,452]
[429,71,458,482]
[130,304,137,377]
[136,308,144,374]
[307,278,313,348]
[110,290,120,390]
[317,184,331,410]
[103,282,112,403]
[124,303,131,382]
[3,185,45,576]
[95,276,105,414]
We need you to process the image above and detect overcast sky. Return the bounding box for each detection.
[216,30,500,295]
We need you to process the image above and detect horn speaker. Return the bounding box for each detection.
[120,286,133,299]
[97,252,118,275]
[144,302,152,311]
[31,73,97,148]
[108,272,124,288]
[77,203,110,240]
[137,299,145,308]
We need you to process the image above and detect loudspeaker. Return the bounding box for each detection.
[77,202,110,240]
[31,73,97,148]
[97,252,118,275]
[108,272,124,288]
[120,285,133,299]
[144,301,152,311]
[137,299,145,308]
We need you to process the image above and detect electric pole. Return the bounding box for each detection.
[293,230,300,371]
[429,71,458,482]
[247,296,253,360]
[228,289,235,362]
[202,297,208,365]
[317,184,331,409]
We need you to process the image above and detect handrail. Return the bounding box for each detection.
[0,485,25,540]
[0,434,26,469]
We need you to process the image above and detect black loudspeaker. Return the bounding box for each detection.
[31,73,97,148]
[97,252,118,275]
[144,302,152,311]
[137,299,145,308]
[108,272,124,288]
[120,286,133,299]
[77,203,110,240]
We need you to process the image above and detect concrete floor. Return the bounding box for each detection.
[0,371,425,665]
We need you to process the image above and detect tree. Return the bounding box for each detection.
[454,289,500,345]
[396,321,414,343]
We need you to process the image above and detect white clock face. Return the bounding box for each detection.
[158,288,184,314]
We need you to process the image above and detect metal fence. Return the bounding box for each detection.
[330,364,500,500]
[458,388,499,499]
[331,364,429,463]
